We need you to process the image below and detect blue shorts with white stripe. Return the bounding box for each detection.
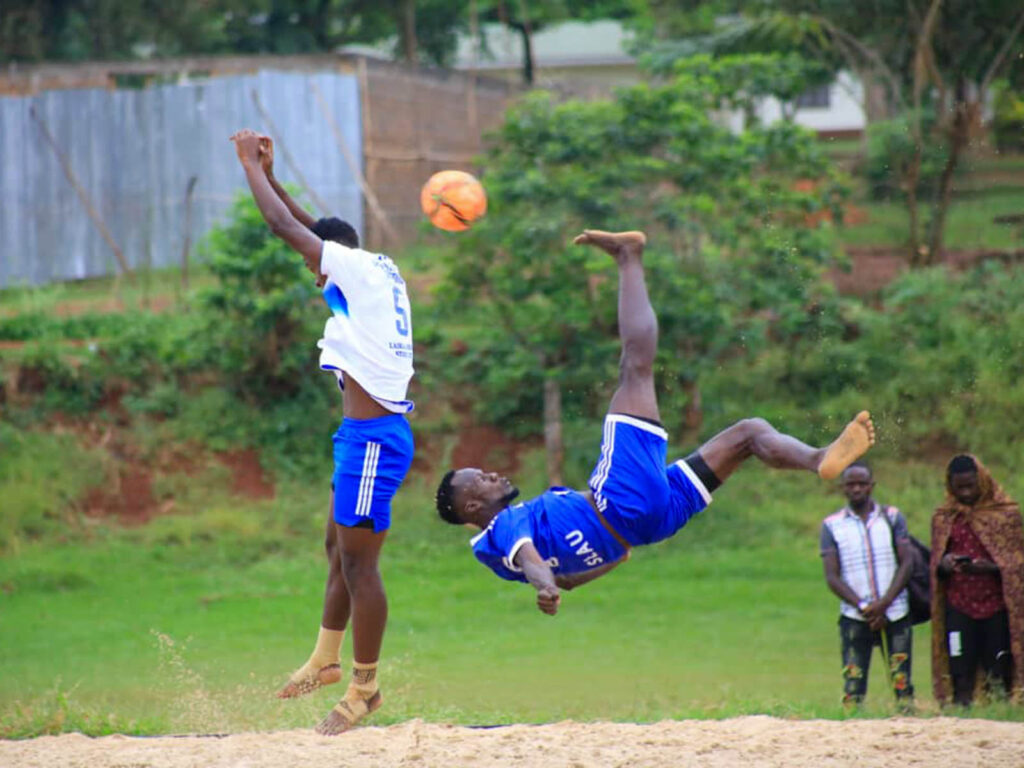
[332,414,414,533]
[588,413,713,547]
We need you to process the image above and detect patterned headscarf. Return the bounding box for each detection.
[930,454,1024,703]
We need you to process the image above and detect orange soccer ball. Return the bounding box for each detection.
[420,170,487,231]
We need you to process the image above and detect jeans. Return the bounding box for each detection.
[945,606,1012,706]
[839,614,914,703]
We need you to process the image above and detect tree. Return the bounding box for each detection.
[475,0,636,84]
[0,0,467,66]
[428,54,847,482]
[645,1,1024,265]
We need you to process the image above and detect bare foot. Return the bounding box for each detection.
[275,663,342,699]
[818,411,875,480]
[572,229,647,262]
[315,691,382,736]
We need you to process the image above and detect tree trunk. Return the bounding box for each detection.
[680,377,703,447]
[543,377,563,486]
[904,163,923,265]
[926,81,972,261]
[397,0,417,63]
[512,22,534,84]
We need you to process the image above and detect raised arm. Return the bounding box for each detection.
[230,130,322,277]
[512,542,561,616]
[259,135,318,229]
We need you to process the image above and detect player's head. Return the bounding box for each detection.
[435,468,519,526]
[840,460,873,505]
[312,217,359,248]
[947,454,981,506]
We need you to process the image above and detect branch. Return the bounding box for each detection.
[913,0,945,120]
[981,10,1024,95]
[815,16,904,108]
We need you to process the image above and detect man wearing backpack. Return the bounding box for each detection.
[821,461,915,705]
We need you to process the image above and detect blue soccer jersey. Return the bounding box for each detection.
[470,488,628,582]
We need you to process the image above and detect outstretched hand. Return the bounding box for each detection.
[537,586,561,616]
[230,129,262,165]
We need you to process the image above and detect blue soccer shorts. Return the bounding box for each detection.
[331,414,414,533]
[587,413,713,546]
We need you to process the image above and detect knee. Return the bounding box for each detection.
[340,551,382,594]
[324,529,337,556]
[619,344,655,381]
[723,418,771,453]
[738,417,771,435]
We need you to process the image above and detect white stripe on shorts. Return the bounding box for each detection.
[356,442,381,517]
[590,418,616,512]
[607,413,669,440]
[674,458,713,505]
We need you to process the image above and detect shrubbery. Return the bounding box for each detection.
[992,82,1024,153]
[863,113,952,201]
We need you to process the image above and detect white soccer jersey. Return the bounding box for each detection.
[317,240,414,411]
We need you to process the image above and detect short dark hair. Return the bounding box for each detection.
[311,217,359,248]
[841,460,872,479]
[436,469,461,525]
[947,454,977,480]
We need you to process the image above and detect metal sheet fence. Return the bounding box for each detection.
[0,68,363,288]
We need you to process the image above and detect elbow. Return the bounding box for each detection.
[268,216,293,238]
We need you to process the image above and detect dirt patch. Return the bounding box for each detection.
[80,463,163,526]
[832,246,1024,296]
[216,449,275,500]
[60,421,276,523]
[449,424,532,476]
[3,717,1023,768]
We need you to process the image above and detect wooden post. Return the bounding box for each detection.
[251,89,331,215]
[180,175,198,298]
[309,80,399,247]
[29,105,132,278]
[543,377,564,486]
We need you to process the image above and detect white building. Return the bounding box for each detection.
[445,19,868,137]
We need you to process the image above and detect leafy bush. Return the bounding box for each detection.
[197,192,324,404]
[991,82,1024,153]
[0,423,107,553]
[0,312,129,342]
[698,260,1024,465]
[863,113,952,201]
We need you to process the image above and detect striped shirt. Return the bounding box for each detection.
[820,503,910,622]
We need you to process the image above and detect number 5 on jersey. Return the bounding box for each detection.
[393,287,410,337]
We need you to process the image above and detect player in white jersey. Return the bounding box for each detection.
[231,130,414,734]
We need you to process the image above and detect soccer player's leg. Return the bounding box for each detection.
[316,415,413,735]
[316,524,387,735]
[276,491,347,699]
[573,229,658,423]
[691,412,875,486]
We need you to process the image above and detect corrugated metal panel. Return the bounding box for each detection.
[0,69,363,288]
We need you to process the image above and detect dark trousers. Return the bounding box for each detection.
[945,606,1012,706]
[839,614,914,703]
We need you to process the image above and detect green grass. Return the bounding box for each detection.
[0,265,215,318]
[3,461,1021,738]
[838,188,1024,250]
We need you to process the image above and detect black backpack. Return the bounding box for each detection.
[880,505,932,625]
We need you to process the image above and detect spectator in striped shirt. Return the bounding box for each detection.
[821,461,915,705]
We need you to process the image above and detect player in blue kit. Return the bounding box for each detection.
[435,229,876,615]
[231,130,413,733]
